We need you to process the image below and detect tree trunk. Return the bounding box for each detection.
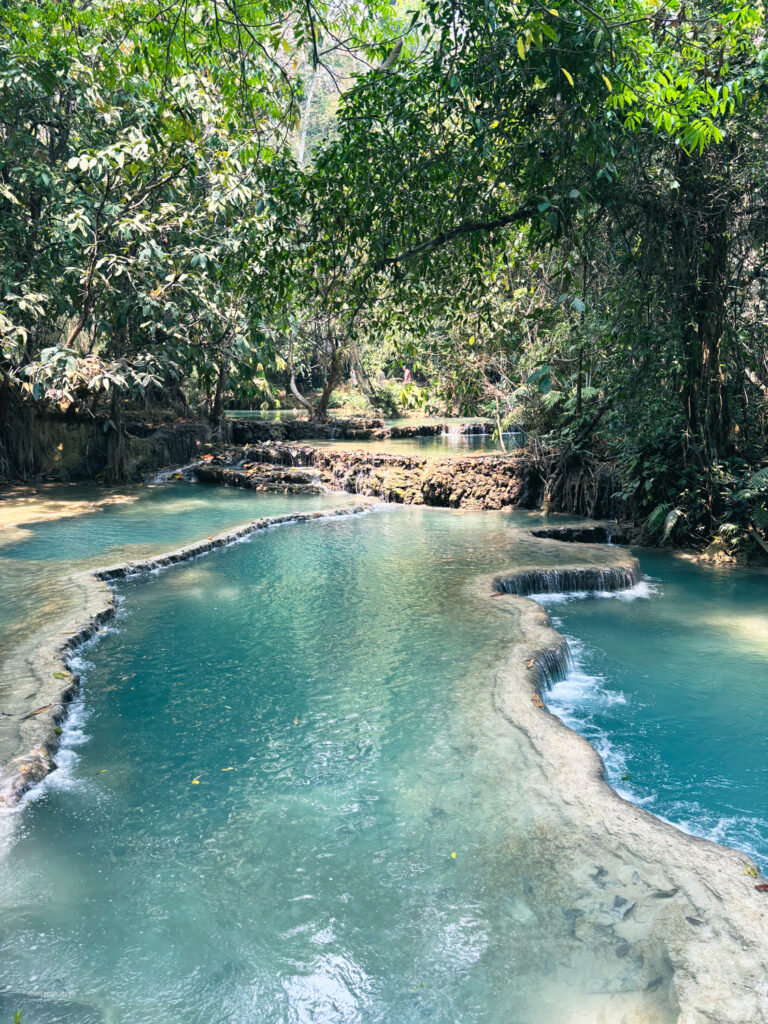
[211,357,230,424]
[316,351,341,420]
[290,371,316,417]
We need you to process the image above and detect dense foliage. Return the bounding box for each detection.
[2,0,768,552]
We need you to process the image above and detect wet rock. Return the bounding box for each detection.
[195,442,544,510]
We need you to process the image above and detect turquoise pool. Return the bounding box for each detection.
[0,503,657,1024]
[0,491,765,1022]
[541,550,768,869]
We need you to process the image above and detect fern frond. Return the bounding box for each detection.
[747,466,768,491]
[646,502,671,533]
[662,507,683,541]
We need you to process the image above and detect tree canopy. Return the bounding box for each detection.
[2,0,768,550]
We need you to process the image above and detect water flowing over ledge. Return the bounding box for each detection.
[194,443,544,509]
[0,501,374,806]
[492,560,642,596]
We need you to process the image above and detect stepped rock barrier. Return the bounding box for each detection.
[530,523,633,544]
[194,442,544,509]
[228,415,503,445]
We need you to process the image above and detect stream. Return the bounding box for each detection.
[0,485,765,1022]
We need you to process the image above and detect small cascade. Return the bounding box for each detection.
[530,525,630,545]
[532,638,573,687]
[493,561,641,596]
[148,462,199,483]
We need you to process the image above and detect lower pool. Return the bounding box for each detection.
[541,550,768,869]
[1,498,766,1023]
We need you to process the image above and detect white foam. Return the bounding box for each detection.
[543,634,636,808]
[532,575,660,605]
[20,696,94,808]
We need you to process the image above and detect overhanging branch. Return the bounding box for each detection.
[372,205,538,271]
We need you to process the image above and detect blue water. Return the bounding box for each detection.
[0,484,355,771]
[1,490,767,1022]
[542,551,768,868]
[1,484,347,564]
[316,434,522,456]
[1,506,628,1024]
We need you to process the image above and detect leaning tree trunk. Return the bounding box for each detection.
[289,370,316,417]
[316,349,342,420]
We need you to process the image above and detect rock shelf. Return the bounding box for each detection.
[195,442,543,509]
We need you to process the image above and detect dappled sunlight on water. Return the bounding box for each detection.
[0,507,672,1024]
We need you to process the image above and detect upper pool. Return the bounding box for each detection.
[310,433,523,457]
[0,483,354,779]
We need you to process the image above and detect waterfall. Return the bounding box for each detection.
[532,638,573,686]
[493,561,641,596]
[148,462,199,483]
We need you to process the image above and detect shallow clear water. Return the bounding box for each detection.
[0,507,648,1024]
[0,484,352,767]
[1,483,348,565]
[2,494,767,1022]
[541,552,768,869]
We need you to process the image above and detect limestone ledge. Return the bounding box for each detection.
[194,442,543,509]
[479,563,768,1024]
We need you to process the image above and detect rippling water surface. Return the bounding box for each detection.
[2,492,767,1023]
[0,484,353,768]
[0,505,645,1024]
